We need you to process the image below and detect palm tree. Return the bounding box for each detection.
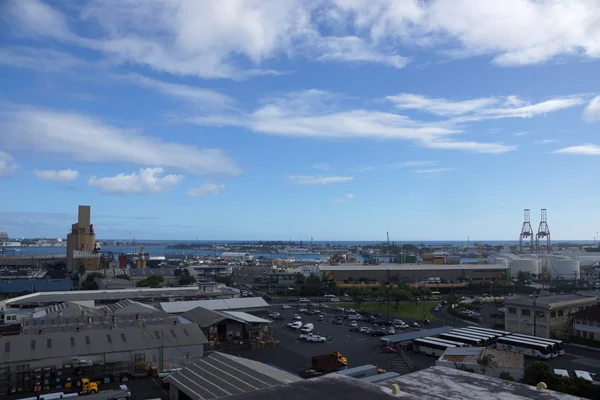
[477,354,498,376]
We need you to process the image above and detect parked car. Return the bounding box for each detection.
[387,327,395,335]
[381,346,398,354]
[333,319,343,325]
[348,326,360,332]
[292,314,302,320]
[350,321,358,327]
[299,298,310,303]
[288,321,302,329]
[359,327,370,334]
[281,305,291,310]
[371,329,387,337]
[288,297,298,302]
[318,315,325,321]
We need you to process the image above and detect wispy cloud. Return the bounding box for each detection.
[188,182,225,197]
[355,166,375,172]
[0,105,241,176]
[552,145,600,156]
[0,46,87,72]
[332,193,355,203]
[534,139,558,145]
[421,139,516,154]
[88,168,183,194]
[0,151,18,178]
[513,131,529,137]
[387,160,437,169]
[289,176,354,185]
[34,169,79,182]
[583,96,600,122]
[413,167,456,174]
[312,163,331,170]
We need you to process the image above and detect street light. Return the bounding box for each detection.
[533,295,538,336]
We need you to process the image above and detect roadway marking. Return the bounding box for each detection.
[571,357,600,368]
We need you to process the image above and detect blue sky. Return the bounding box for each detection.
[1,0,600,241]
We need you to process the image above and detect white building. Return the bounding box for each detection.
[571,304,600,343]
[436,347,525,381]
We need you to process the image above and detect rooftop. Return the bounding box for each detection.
[380,326,453,343]
[1,323,207,364]
[571,304,600,321]
[160,297,269,314]
[505,294,598,309]
[5,286,205,305]
[484,348,525,369]
[165,352,301,399]
[378,366,582,399]
[318,263,508,272]
[438,347,524,369]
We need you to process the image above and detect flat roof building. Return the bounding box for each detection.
[505,294,598,338]
[319,263,508,283]
[436,347,525,381]
[571,304,600,344]
[160,297,270,314]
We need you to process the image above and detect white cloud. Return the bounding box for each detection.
[387,93,498,116]
[0,105,241,176]
[5,0,600,78]
[312,163,331,170]
[413,167,456,174]
[345,193,355,199]
[513,131,529,137]
[332,193,355,203]
[34,169,79,181]
[88,168,183,194]
[290,176,354,185]
[552,145,600,156]
[119,74,235,109]
[421,138,517,154]
[583,96,600,122]
[0,47,87,72]
[0,151,18,177]
[188,182,225,197]
[387,160,437,169]
[355,166,375,172]
[534,139,558,145]
[387,93,584,120]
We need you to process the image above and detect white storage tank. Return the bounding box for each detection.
[510,259,540,277]
[550,259,580,280]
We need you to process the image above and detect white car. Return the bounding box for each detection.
[281,305,291,310]
[301,333,327,342]
[292,314,302,320]
[298,308,308,313]
[299,298,310,303]
[396,323,409,329]
[288,321,302,329]
[350,321,358,327]
[345,308,356,313]
[348,314,362,320]
[359,327,369,333]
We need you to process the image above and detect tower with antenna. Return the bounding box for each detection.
[536,209,551,253]
[519,209,534,253]
[387,231,390,246]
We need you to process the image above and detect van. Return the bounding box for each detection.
[300,323,314,333]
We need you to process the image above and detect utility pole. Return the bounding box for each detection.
[533,295,538,336]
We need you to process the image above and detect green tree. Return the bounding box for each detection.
[215,275,234,286]
[137,274,164,288]
[454,363,475,373]
[179,275,196,285]
[477,354,498,376]
[499,372,514,381]
[347,287,369,309]
[115,274,131,280]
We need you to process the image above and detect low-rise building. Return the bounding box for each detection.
[160,297,270,315]
[571,304,600,343]
[435,347,525,381]
[504,294,598,338]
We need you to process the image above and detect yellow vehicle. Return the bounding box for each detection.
[332,351,347,366]
[80,378,99,394]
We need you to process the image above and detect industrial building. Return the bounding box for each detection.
[318,263,508,284]
[504,294,599,338]
[435,347,525,381]
[66,205,101,272]
[160,297,270,315]
[571,304,600,343]
[488,253,582,280]
[220,252,253,262]
[0,300,207,394]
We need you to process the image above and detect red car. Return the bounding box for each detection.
[348,326,360,332]
[381,346,397,354]
[318,315,325,321]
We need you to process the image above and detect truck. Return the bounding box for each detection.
[300,333,326,342]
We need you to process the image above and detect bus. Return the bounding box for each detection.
[439,333,485,347]
[465,326,510,336]
[412,337,457,357]
[574,370,594,382]
[450,329,496,344]
[459,328,504,341]
[495,336,553,359]
[425,337,467,348]
[509,334,565,355]
[554,369,570,378]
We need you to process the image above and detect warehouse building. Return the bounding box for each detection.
[0,305,207,394]
[504,294,598,338]
[160,297,270,315]
[318,263,508,284]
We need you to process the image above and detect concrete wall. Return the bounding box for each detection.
[436,360,524,381]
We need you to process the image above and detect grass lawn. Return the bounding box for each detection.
[337,301,439,320]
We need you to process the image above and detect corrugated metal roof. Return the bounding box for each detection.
[181,307,228,328]
[220,312,271,324]
[160,297,269,314]
[6,287,204,305]
[318,263,508,272]
[165,352,296,399]
[0,323,207,363]
[380,326,453,343]
[101,299,159,314]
